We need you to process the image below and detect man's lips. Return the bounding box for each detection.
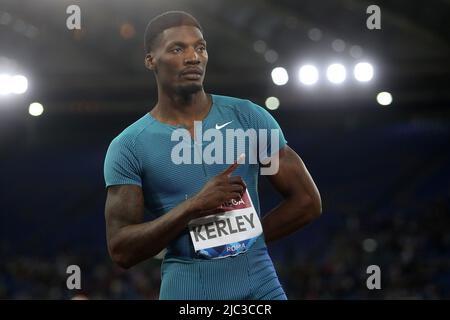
[180,68,203,76]
[181,73,202,80]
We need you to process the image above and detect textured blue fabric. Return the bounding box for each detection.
[159,241,287,300]
[104,94,288,299]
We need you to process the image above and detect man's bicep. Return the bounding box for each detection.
[105,184,145,239]
[265,145,317,200]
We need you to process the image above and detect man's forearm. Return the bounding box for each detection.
[109,199,197,268]
[262,195,321,243]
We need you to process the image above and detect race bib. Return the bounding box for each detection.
[188,190,263,259]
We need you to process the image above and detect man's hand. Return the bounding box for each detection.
[189,159,247,218]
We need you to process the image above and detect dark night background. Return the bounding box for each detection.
[0,0,449,299]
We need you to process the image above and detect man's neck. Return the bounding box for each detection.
[151,89,211,126]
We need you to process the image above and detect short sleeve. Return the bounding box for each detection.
[246,101,288,161]
[104,135,142,188]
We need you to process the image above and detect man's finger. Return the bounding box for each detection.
[222,161,239,176]
[221,153,245,176]
[228,176,247,188]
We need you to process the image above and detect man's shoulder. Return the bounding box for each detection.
[212,94,265,115]
[212,94,250,106]
[109,114,153,147]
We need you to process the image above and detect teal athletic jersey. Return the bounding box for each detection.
[104,94,288,299]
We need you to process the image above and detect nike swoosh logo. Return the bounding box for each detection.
[215,121,233,130]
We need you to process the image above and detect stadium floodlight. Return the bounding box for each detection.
[354,62,374,82]
[11,75,28,94]
[271,67,289,86]
[376,92,392,106]
[265,96,280,110]
[0,74,12,95]
[298,65,319,85]
[326,63,346,84]
[29,102,44,116]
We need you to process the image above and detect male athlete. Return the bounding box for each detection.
[104,11,322,300]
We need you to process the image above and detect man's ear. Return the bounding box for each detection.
[145,53,155,70]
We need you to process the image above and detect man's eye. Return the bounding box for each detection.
[172,48,182,53]
[197,46,206,52]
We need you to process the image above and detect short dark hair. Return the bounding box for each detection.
[144,11,203,54]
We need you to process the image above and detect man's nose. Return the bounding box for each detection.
[184,47,200,65]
